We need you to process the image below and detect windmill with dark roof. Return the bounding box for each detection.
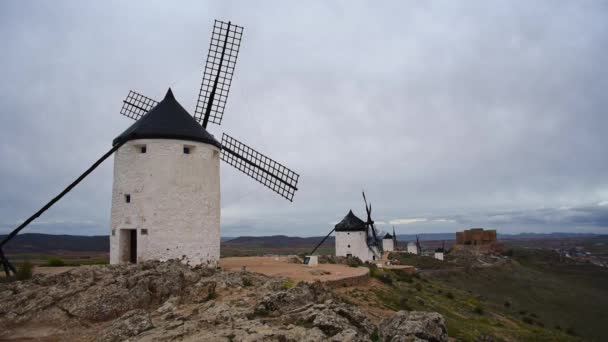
[0,20,300,275]
[309,192,382,262]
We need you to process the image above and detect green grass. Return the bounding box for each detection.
[349,247,608,341]
[281,279,297,290]
[372,274,579,341]
[432,249,607,341]
[46,257,66,267]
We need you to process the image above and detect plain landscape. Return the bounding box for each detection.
[2,232,607,341]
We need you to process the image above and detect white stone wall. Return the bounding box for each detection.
[110,138,220,267]
[335,231,378,262]
[434,252,444,261]
[383,239,394,252]
[407,243,418,255]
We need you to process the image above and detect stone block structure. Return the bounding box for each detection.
[455,228,497,245]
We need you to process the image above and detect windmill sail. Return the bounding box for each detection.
[120,90,159,121]
[221,133,299,201]
[194,20,244,127]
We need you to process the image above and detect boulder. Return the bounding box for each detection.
[97,309,153,342]
[379,311,448,342]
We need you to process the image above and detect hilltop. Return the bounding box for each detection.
[0,260,448,341]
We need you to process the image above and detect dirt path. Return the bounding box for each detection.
[219,256,369,282]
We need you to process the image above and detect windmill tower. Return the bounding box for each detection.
[110,20,300,266]
[332,192,383,262]
[382,228,395,252]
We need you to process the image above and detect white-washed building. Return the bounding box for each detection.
[334,210,381,262]
[382,233,395,252]
[110,90,221,267]
[407,242,418,255]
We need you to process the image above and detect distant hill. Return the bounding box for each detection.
[2,232,605,255]
[1,233,108,254]
[223,235,334,248]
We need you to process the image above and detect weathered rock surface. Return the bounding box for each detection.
[0,260,448,341]
[379,310,448,342]
[99,309,154,342]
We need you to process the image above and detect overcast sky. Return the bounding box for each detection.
[1,1,608,237]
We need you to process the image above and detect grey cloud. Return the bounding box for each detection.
[1,1,608,237]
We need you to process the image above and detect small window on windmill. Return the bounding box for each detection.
[112,229,115,236]
[348,244,351,248]
[141,229,148,235]
[183,145,193,154]
[125,194,131,203]
[134,144,147,153]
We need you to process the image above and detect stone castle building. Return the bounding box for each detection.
[455,228,497,245]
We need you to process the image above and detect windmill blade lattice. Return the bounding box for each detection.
[221,133,299,201]
[120,90,159,121]
[194,20,244,127]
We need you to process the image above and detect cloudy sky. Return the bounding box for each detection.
[1,1,607,237]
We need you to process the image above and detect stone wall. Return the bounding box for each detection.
[110,138,221,267]
[323,269,370,288]
[455,228,497,245]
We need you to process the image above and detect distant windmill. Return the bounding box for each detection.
[312,192,383,262]
[0,19,300,275]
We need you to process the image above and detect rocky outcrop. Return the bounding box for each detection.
[0,260,448,341]
[379,310,448,342]
[98,309,153,342]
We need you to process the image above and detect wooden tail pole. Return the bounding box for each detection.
[0,141,125,277]
[310,228,335,256]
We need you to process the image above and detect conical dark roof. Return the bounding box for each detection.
[334,210,367,232]
[383,233,393,239]
[113,89,221,148]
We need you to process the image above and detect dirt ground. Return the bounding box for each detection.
[26,257,369,284]
[219,256,369,282]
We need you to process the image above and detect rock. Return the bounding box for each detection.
[379,311,448,342]
[0,260,448,342]
[97,309,153,342]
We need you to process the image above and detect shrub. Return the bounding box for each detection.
[399,297,412,310]
[446,292,455,299]
[415,283,422,291]
[206,288,217,301]
[566,327,577,336]
[376,273,393,286]
[282,279,296,290]
[473,305,484,315]
[346,257,363,268]
[522,317,534,324]
[242,277,253,287]
[504,300,511,308]
[370,328,379,341]
[391,269,414,283]
[16,261,33,280]
[46,257,65,267]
